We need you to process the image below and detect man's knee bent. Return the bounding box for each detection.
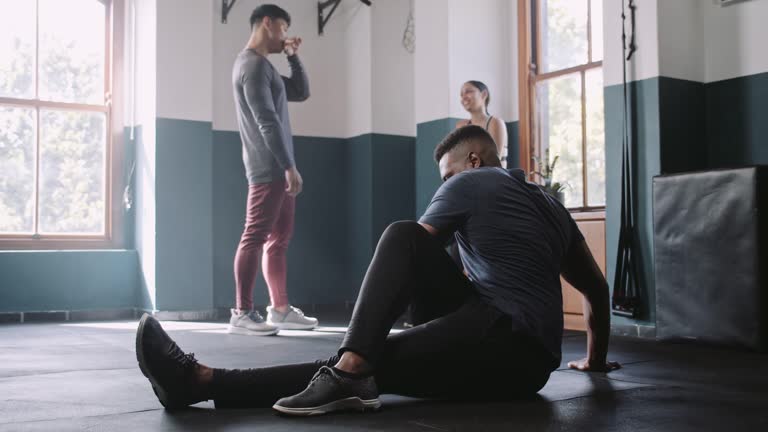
[380,221,427,244]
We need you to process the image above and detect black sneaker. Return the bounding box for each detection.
[135,313,207,409]
[272,366,381,416]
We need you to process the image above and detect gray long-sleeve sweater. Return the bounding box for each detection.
[232,50,310,184]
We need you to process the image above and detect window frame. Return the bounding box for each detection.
[518,0,605,212]
[0,0,126,250]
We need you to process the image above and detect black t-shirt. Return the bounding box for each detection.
[419,167,582,361]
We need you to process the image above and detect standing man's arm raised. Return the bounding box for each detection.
[282,38,310,102]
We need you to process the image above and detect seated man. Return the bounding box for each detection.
[135,125,620,416]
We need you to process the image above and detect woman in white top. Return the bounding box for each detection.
[456,80,508,166]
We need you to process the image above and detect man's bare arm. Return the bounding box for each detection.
[561,240,620,372]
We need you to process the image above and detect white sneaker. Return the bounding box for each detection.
[266,306,318,330]
[228,309,279,336]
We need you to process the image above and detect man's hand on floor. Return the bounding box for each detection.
[567,357,621,372]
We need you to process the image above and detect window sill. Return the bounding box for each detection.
[0,249,134,253]
[570,210,606,221]
[0,238,127,251]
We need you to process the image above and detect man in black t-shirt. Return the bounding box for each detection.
[134,125,619,416]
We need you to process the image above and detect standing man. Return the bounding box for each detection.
[229,4,318,335]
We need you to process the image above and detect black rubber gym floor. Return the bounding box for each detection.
[1,315,766,431]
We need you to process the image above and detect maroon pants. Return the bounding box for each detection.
[234,180,295,311]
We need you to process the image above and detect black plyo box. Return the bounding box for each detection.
[654,166,767,350]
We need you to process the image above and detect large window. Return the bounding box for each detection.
[519,0,605,210]
[0,0,122,246]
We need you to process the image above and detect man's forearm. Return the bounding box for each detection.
[254,116,294,170]
[285,55,310,101]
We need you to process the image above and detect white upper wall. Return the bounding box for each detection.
[415,0,518,124]
[506,1,519,123]
[657,0,705,83]
[344,1,373,138]
[155,0,213,122]
[372,0,416,136]
[415,0,452,123]
[448,0,512,121]
[130,0,156,128]
[657,0,768,84]
[130,0,158,302]
[703,0,768,83]
[605,0,768,87]
[148,0,521,134]
[604,0,659,87]
[212,0,417,138]
[212,0,351,137]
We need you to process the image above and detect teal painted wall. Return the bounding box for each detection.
[288,136,352,304]
[371,134,417,240]
[2,71,739,317]
[154,118,214,311]
[212,132,380,307]
[0,250,138,312]
[2,115,517,314]
[211,130,250,309]
[416,118,460,216]
[605,79,660,325]
[506,121,520,169]
[344,133,417,294]
[603,72,768,327]
[706,71,768,168]
[658,77,708,174]
[1,125,417,314]
[346,134,374,294]
[16,71,766,319]
[132,119,154,311]
[0,128,140,313]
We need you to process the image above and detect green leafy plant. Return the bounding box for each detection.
[532,148,568,196]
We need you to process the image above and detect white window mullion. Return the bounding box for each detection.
[33,0,40,237]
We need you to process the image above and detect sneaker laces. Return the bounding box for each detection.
[178,352,198,368]
[289,306,305,317]
[308,366,335,387]
[166,343,198,372]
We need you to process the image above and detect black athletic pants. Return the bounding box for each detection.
[211,221,555,408]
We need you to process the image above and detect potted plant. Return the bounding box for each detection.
[532,148,567,204]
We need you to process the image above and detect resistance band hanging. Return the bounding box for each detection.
[612,0,640,318]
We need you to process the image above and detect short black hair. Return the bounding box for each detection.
[250,4,291,28]
[434,125,496,163]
